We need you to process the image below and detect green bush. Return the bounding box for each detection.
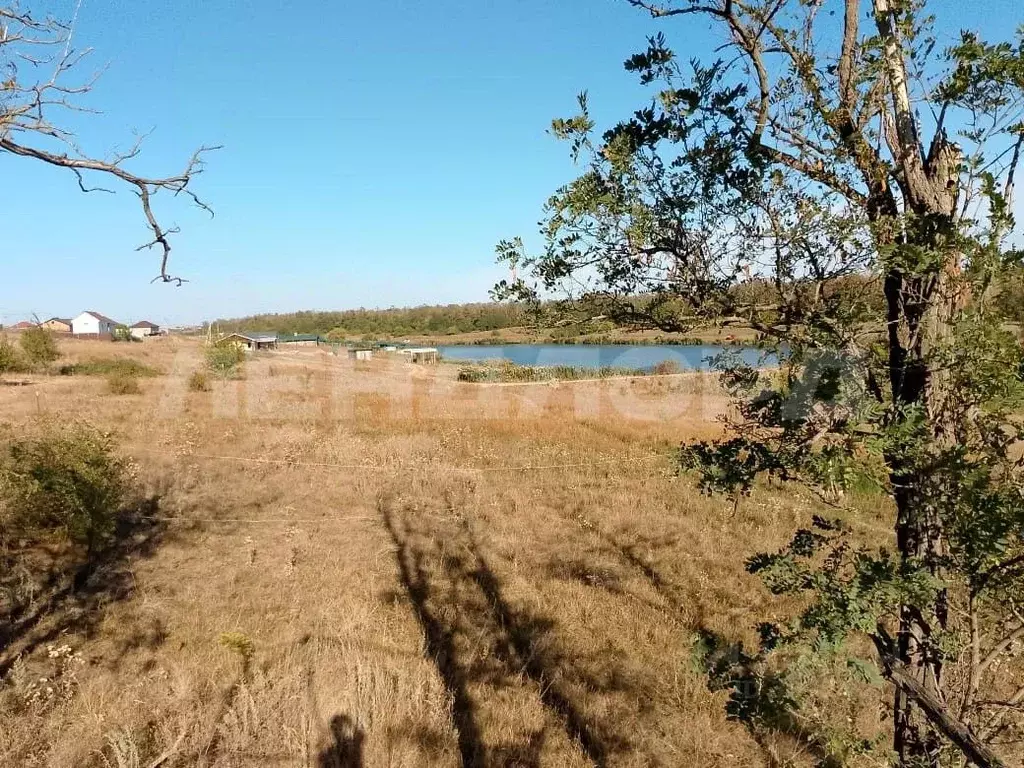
[206,344,246,377]
[19,327,61,369]
[106,372,142,395]
[188,370,211,392]
[0,335,25,375]
[0,421,133,554]
[111,326,139,343]
[455,361,648,383]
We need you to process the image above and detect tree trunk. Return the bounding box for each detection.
[879,132,963,767]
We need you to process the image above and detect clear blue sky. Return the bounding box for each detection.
[1,0,1020,326]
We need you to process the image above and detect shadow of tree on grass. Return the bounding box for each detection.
[382,499,487,767]
[0,496,171,677]
[381,493,627,767]
[562,515,858,768]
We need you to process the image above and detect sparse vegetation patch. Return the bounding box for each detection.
[61,357,161,378]
[188,370,211,391]
[106,372,142,395]
[457,361,662,382]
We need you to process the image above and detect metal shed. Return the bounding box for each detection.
[402,347,439,364]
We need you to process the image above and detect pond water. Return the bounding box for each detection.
[436,344,774,371]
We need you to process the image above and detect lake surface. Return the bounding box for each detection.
[436,344,773,371]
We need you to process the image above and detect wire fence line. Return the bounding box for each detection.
[130,446,669,474]
[135,513,379,525]
[125,447,671,525]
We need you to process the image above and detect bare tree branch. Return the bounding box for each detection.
[979,623,1024,676]
[0,135,220,283]
[837,0,859,113]
[627,0,728,18]
[874,628,1011,768]
[0,2,219,283]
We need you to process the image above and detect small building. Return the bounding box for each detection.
[217,332,278,351]
[400,347,439,364]
[130,320,160,339]
[11,320,36,330]
[349,347,373,361]
[72,311,120,337]
[41,318,72,333]
[278,333,321,347]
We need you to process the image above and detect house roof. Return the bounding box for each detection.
[131,320,159,329]
[46,318,72,325]
[79,311,120,326]
[12,320,35,329]
[222,332,277,342]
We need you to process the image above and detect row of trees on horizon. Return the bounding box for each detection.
[210,270,1024,339]
[210,302,530,338]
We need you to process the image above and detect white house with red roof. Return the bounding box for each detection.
[72,311,120,337]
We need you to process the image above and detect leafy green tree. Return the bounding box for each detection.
[18,326,60,369]
[0,421,132,558]
[0,335,22,375]
[500,1,1024,765]
[111,325,139,343]
[995,265,1024,324]
[205,343,246,378]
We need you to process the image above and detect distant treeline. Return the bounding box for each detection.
[211,269,1024,341]
[210,278,887,340]
[212,303,529,338]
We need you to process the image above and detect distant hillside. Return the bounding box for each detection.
[212,303,529,338]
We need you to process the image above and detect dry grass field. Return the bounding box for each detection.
[0,337,891,768]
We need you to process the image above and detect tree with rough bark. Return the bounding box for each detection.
[1,2,217,283]
[497,0,1024,765]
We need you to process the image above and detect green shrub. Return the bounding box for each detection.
[188,370,211,392]
[62,357,160,378]
[111,326,139,343]
[19,327,60,369]
[0,335,25,375]
[106,372,142,395]
[454,361,649,383]
[0,421,132,554]
[206,344,246,377]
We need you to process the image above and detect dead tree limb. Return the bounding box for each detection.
[0,2,218,283]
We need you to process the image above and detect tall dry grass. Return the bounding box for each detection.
[0,337,892,767]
